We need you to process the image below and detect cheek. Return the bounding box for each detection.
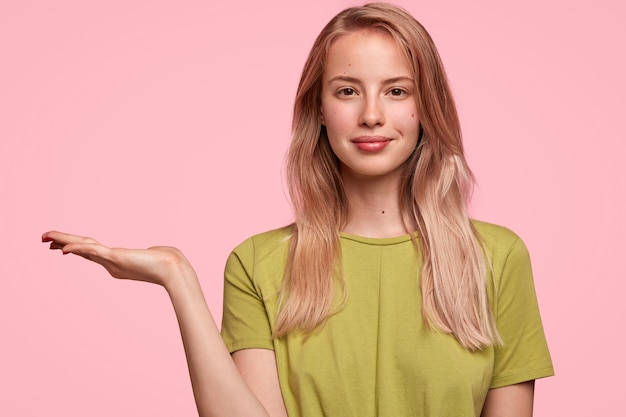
[393,107,420,135]
[322,106,351,136]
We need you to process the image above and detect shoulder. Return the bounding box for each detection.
[231,225,293,257]
[472,221,537,310]
[472,220,527,254]
[472,220,521,246]
[471,220,532,273]
[227,225,293,277]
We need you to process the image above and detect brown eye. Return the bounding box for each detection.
[390,88,406,96]
[339,88,356,96]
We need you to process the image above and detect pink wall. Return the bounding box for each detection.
[2,0,624,415]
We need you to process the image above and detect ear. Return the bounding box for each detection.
[320,109,325,126]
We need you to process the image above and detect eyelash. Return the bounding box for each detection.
[336,87,409,97]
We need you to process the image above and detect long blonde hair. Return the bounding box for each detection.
[277,2,501,351]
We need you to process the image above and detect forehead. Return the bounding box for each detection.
[323,29,412,80]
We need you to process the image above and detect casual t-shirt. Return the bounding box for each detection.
[221,221,554,417]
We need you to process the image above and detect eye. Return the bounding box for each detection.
[338,87,357,97]
[388,88,407,97]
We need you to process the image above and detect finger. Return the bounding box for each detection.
[62,244,118,271]
[61,242,110,258]
[42,231,99,245]
[41,231,58,242]
[49,241,65,250]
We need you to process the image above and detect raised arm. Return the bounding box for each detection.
[42,231,287,417]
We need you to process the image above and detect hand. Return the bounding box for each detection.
[42,231,194,288]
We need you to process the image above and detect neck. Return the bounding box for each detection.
[341,172,408,238]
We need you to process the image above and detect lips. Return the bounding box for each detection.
[351,136,391,152]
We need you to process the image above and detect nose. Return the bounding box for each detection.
[359,97,385,128]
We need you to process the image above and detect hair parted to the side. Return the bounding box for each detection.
[277,2,501,351]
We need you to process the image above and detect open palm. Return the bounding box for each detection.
[42,231,192,288]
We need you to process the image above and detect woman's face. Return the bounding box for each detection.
[320,29,420,182]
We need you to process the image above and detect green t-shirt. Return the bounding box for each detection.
[221,221,554,416]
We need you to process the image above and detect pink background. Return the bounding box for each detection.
[1,0,624,415]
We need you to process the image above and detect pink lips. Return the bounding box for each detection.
[351,136,391,152]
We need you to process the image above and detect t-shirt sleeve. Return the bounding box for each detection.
[221,237,274,352]
[490,236,554,388]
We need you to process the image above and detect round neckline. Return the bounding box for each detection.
[339,231,417,246]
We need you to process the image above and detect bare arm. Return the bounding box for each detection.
[481,381,535,417]
[42,231,287,417]
[167,267,272,416]
[232,349,289,417]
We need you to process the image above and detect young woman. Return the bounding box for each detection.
[42,3,553,416]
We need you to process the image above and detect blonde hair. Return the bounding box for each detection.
[277,2,501,350]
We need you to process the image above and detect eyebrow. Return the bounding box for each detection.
[328,75,414,85]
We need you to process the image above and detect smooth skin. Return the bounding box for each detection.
[321,29,420,238]
[43,28,536,417]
